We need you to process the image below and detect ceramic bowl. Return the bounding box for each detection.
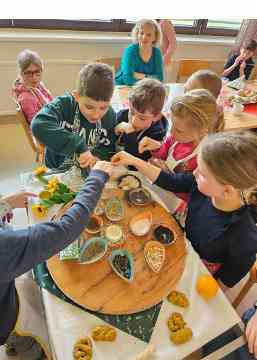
[105,197,124,222]
[85,214,104,234]
[144,240,165,273]
[79,237,108,264]
[129,210,152,236]
[117,174,141,191]
[109,249,134,282]
[105,224,124,247]
[127,187,152,207]
[152,223,177,246]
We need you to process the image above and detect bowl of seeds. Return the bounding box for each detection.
[79,237,108,264]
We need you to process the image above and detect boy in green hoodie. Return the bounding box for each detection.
[32,63,117,171]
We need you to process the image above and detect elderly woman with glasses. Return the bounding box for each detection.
[115,19,164,86]
[12,49,53,124]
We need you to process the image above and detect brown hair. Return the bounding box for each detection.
[171,89,224,137]
[200,131,257,210]
[131,19,161,46]
[76,63,114,101]
[185,70,222,99]
[128,78,166,115]
[17,49,43,73]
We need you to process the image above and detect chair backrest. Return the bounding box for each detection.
[176,59,224,82]
[13,98,45,164]
[95,57,121,73]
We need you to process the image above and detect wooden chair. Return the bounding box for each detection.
[232,259,257,308]
[95,57,121,73]
[14,99,45,164]
[176,59,213,82]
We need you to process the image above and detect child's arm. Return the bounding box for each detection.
[246,310,257,357]
[0,164,111,283]
[138,137,162,154]
[31,95,87,157]
[222,54,242,77]
[111,151,194,192]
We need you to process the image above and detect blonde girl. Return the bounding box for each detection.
[112,131,257,287]
[139,89,224,218]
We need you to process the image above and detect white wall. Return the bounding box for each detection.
[0,28,235,115]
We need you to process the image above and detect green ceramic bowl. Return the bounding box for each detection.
[109,249,134,283]
[79,237,108,264]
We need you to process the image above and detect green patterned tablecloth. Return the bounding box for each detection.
[34,262,162,342]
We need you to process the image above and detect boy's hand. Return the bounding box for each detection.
[138,137,161,153]
[246,310,257,357]
[115,122,135,135]
[234,55,244,66]
[79,151,98,168]
[111,151,136,167]
[3,191,37,210]
[93,161,114,177]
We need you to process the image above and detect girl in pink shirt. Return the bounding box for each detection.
[12,49,53,124]
[157,19,177,66]
[139,89,224,223]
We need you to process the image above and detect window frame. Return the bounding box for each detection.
[0,19,241,37]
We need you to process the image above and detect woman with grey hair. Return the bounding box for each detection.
[115,19,163,86]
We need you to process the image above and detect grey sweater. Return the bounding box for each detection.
[0,169,108,345]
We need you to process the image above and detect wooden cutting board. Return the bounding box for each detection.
[47,188,186,315]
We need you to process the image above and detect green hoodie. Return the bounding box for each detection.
[31,93,117,169]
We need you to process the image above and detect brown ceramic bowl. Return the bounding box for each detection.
[85,214,103,234]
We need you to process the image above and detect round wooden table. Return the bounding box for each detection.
[47,188,186,315]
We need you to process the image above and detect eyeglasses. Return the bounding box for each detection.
[130,106,157,122]
[23,69,42,77]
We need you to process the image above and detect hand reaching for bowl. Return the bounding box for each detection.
[111,151,137,167]
[79,151,98,168]
[138,136,161,154]
[93,161,114,177]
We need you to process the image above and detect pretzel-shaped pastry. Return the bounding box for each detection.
[73,337,92,360]
[91,325,117,341]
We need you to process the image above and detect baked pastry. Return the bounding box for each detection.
[167,290,189,308]
[167,312,186,332]
[170,327,193,344]
[73,337,92,360]
[91,325,117,341]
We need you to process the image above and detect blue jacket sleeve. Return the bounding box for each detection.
[0,169,109,283]
[120,45,138,86]
[154,170,194,193]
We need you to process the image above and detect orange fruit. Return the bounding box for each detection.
[196,274,219,300]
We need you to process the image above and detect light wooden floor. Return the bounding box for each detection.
[0,122,256,359]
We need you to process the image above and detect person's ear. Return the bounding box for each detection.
[222,184,236,199]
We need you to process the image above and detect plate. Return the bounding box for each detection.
[109,249,134,282]
[79,237,108,264]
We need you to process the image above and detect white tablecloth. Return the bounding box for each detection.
[24,171,241,360]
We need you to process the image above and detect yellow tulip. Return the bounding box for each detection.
[31,204,48,218]
[33,166,48,176]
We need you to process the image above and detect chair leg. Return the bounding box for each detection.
[232,279,254,308]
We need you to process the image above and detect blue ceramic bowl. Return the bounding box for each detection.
[79,237,108,264]
[109,249,134,283]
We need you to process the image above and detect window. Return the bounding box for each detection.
[0,19,243,36]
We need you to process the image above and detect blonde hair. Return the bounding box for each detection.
[171,89,224,137]
[17,49,43,73]
[200,131,257,210]
[76,63,114,101]
[131,19,161,46]
[128,78,166,115]
[185,70,222,99]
